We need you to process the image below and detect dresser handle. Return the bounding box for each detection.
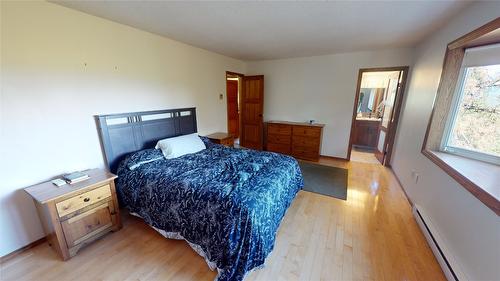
[83,197,90,202]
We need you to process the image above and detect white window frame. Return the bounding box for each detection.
[440,63,500,165]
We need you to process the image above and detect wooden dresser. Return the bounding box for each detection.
[25,169,121,260]
[266,121,324,161]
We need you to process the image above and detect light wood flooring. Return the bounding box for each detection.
[350,147,380,165]
[0,158,445,281]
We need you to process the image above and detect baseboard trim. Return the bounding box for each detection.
[320,155,349,161]
[413,205,467,281]
[0,237,47,263]
[391,168,466,281]
[390,169,413,206]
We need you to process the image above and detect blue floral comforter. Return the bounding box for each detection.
[116,144,303,281]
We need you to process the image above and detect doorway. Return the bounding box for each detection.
[226,71,242,143]
[347,66,409,166]
[225,71,265,150]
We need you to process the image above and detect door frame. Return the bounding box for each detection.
[225,71,244,139]
[347,66,409,166]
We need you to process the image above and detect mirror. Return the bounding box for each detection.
[357,88,384,118]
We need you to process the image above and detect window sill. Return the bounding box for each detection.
[422,149,500,216]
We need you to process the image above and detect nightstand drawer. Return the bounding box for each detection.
[56,184,111,218]
[220,138,234,146]
[61,203,113,248]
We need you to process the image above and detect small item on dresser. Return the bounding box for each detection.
[63,171,90,184]
[51,178,67,187]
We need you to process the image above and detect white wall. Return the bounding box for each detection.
[391,2,500,281]
[246,49,413,158]
[0,1,245,256]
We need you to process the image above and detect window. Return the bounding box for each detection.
[421,18,500,216]
[441,44,500,165]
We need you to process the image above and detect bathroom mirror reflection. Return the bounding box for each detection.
[357,88,385,118]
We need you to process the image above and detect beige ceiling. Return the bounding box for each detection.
[54,1,471,61]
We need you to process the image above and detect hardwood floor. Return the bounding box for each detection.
[350,147,380,165]
[0,158,445,281]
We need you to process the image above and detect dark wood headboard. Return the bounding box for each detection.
[95,108,197,173]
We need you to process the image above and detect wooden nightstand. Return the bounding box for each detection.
[206,132,234,147]
[24,168,121,260]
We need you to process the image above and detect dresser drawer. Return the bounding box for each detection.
[292,146,319,161]
[292,126,322,137]
[56,184,111,218]
[293,150,319,161]
[61,203,114,248]
[292,136,320,147]
[292,145,319,153]
[267,143,291,154]
[268,124,292,135]
[267,134,291,145]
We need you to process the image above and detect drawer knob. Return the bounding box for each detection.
[83,197,90,202]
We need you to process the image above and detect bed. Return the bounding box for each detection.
[95,108,303,281]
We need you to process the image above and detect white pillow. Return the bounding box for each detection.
[155,133,206,159]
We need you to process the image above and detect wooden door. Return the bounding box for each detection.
[240,75,264,150]
[226,79,239,138]
[375,127,388,163]
[375,70,406,165]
